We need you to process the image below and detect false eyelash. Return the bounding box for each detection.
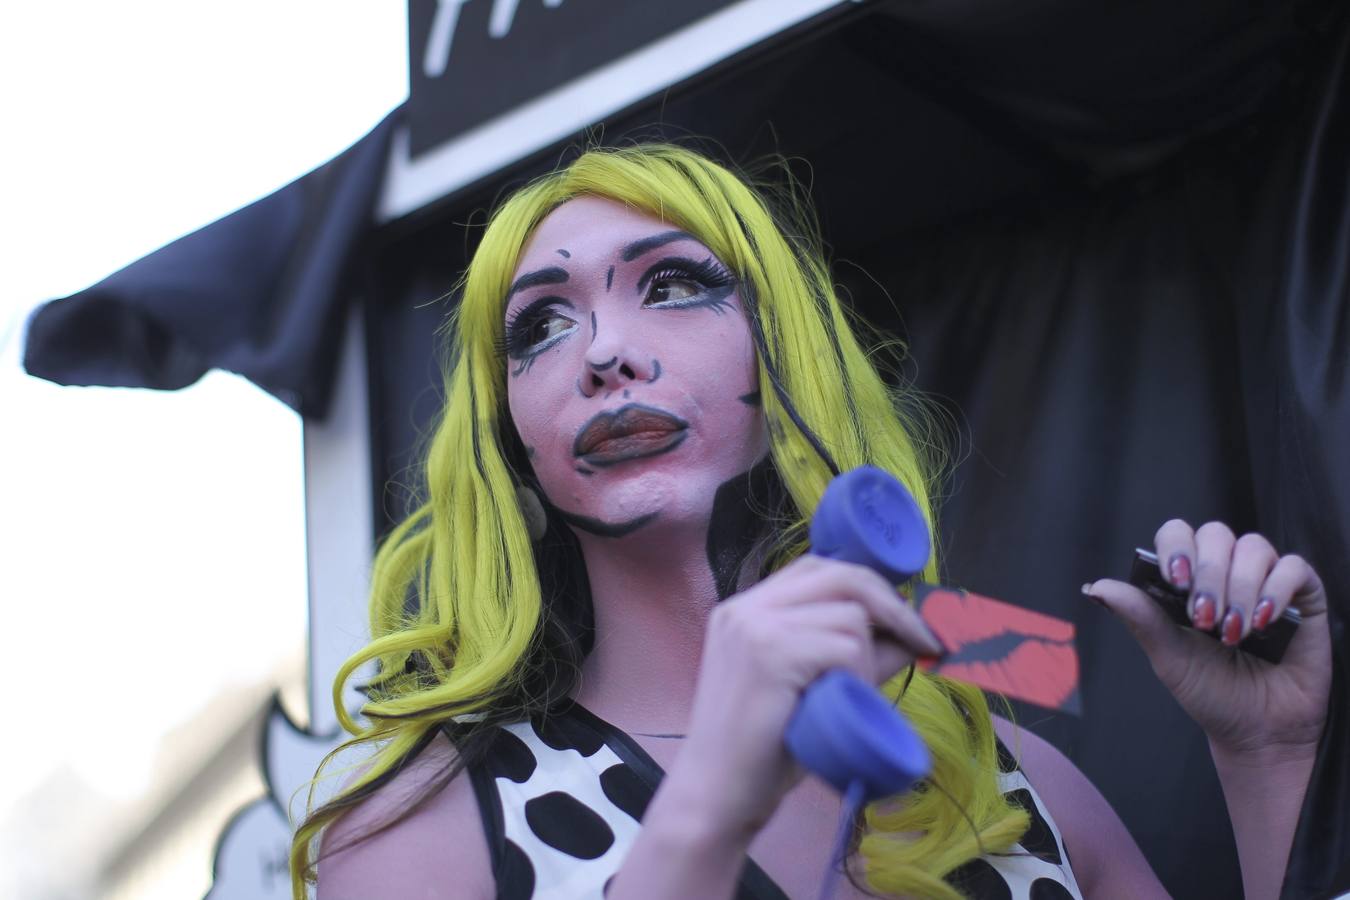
[497,296,571,359]
[644,256,736,292]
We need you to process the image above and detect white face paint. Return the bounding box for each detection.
[504,196,767,539]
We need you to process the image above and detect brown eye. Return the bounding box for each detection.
[525,314,573,349]
[648,278,700,305]
[502,301,577,359]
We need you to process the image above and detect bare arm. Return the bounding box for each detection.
[316,734,494,900]
[1209,743,1316,900]
[993,717,1169,900]
[1087,524,1331,900]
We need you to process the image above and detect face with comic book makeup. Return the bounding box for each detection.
[503,197,769,560]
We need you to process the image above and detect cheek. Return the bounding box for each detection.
[508,384,554,457]
[508,381,576,488]
[681,327,752,381]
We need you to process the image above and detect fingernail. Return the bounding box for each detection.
[1191,593,1217,630]
[1221,608,1243,645]
[1252,597,1275,631]
[924,627,948,657]
[1167,553,1192,590]
[1081,583,1108,608]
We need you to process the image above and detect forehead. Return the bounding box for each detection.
[515,196,679,269]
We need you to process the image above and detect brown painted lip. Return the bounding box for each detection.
[573,403,689,468]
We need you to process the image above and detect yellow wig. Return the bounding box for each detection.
[291,144,1027,899]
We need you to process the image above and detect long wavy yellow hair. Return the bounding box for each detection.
[291,144,1027,899]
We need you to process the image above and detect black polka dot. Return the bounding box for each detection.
[525,791,615,859]
[1007,788,1062,864]
[499,839,535,900]
[1030,876,1076,899]
[944,858,1012,900]
[604,874,616,896]
[484,729,536,783]
[535,714,604,756]
[599,763,650,822]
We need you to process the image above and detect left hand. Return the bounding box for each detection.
[1084,520,1331,758]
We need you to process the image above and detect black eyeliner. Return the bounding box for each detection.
[500,295,576,361]
[636,256,736,315]
[635,255,733,292]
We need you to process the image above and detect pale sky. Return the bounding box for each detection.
[0,0,407,869]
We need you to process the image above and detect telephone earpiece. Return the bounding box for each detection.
[783,466,932,801]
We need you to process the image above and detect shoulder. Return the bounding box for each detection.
[316,731,495,900]
[991,716,1168,900]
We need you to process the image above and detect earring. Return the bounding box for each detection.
[515,484,547,541]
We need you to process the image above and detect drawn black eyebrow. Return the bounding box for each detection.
[507,266,569,301]
[620,230,695,262]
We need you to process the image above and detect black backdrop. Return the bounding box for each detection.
[25,3,1349,897]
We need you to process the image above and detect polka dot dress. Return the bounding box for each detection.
[463,707,1082,899]
[944,741,1084,899]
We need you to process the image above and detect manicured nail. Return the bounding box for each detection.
[1221,609,1244,645]
[1191,593,1217,630]
[1167,553,1192,590]
[1081,583,1108,609]
[1252,597,1275,631]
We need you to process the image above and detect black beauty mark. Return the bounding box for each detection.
[606,266,614,291]
[590,311,597,343]
[556,249,570,258]
[706,457,784,601]
[649,360,661,383]
[738,391,762,407]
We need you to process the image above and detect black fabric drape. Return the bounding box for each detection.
[841,21,1349,898]
[22,109,400,419]
[1239,19,1350,897]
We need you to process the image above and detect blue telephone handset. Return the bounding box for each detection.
[784,466,933,801]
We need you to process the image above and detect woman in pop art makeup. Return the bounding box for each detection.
[291,146,1331,900]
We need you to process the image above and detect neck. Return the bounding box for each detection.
[572,524,719,733]
[569,463,774,734]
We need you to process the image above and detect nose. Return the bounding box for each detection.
[579,318,655,397]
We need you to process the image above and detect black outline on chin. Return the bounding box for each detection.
[556,508,658,538]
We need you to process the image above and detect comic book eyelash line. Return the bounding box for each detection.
[496,256,739,368]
